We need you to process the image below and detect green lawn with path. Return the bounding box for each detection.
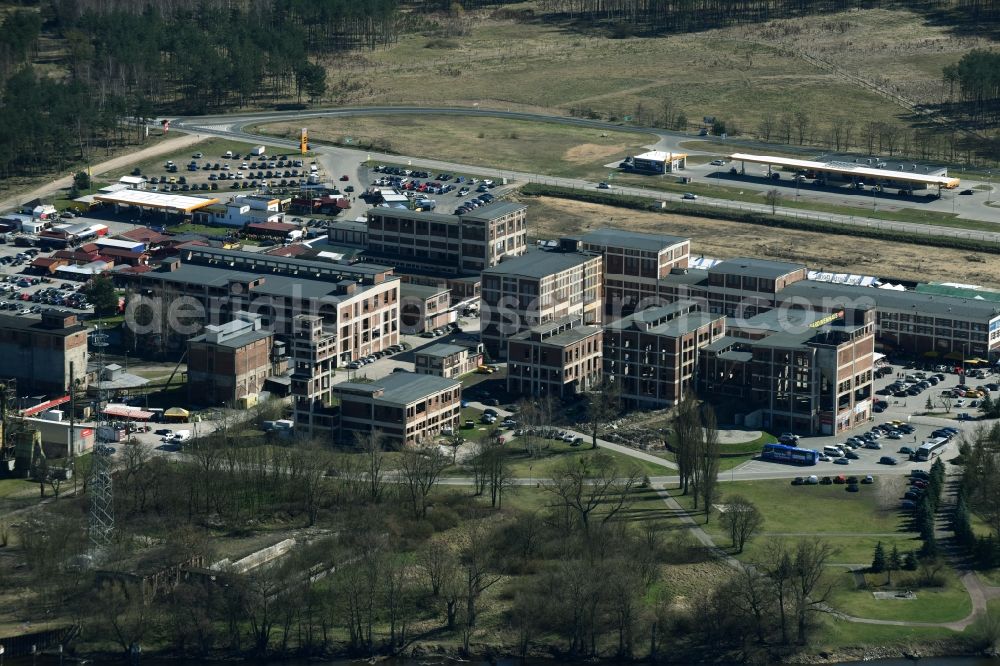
[826,565,972,623]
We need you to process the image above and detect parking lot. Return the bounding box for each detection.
[738,360,997,477]
[366,165,507,214]
[146,149,325,197]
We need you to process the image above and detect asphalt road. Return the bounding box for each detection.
[170,106,1000,240]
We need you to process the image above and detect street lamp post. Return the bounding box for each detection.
[988,171,993,204]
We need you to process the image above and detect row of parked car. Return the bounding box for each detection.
[792,474,875,492]
[346,344,406,369]
[878,372,947,398]
[901,470,932,509]
[455,191,495,215]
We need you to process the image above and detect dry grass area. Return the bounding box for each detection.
[256,115,653,179]
[523,195,1000,287]
[737,7,986,107]
[321,5,986,141]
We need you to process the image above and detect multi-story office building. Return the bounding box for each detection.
[332,372,462,445]
[506,317,603,398]
[289,314,339,435]
[480,248,603,359]
[414,342,484,379]
[187,313,281,407]
[0,309,88,394]
[603,301,725,409]
[400,283,454,334]
[657,257,808,320]
[700,307,876,435]
[572,228,690,316]
[778,280,1000,359]
[122,246,400,364]
[364,202,528,274]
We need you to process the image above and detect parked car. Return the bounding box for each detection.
[879,456,898,465]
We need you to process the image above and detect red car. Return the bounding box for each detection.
[339,175,349,181]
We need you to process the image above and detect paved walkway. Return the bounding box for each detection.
[463,400,679,471]
[653,470,1000,631]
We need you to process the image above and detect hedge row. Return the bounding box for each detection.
[520,183,1000,255]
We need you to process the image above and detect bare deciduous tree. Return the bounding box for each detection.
[720,494,764,553]
[545,452,640,532]
[399,446,449,518]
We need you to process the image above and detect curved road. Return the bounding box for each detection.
[170,105,1000,243]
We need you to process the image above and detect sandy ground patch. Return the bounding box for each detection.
[563,142,632,164]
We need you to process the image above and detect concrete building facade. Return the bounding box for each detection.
[333,372,462,445]
[480,249,603,359]
[0,310,88,394]
[603,301,726,409]
[506,317,603,398]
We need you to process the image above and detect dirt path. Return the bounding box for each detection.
[0,133,205,214]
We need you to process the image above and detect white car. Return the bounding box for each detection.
[682,192,698,200]
[710,159,726,166]
[956,399,967,407]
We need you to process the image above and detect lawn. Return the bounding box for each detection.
[825,565,972,623]
[254,115,655,180]
[668,478,916,562]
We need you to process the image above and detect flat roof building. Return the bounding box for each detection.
[604,301,725,409]
[480,249,603,359]
[571,228,691,317]
[507,317,603,398]
[414,342,484,379]
[365,201,527,275]
[187,313,282,407]
[0,309,88,394]
[700,307,876,435]
[333,372,462,445]
[121,247,400,363]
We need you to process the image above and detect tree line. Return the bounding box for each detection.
[4,398,863,663]
[0,0,399,182]
[944,49,1000,127]
[534,0,904,35]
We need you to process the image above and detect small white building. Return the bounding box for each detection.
[32,204,57,220]
[118,175,148,190]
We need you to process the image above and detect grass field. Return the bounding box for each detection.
[316,6,987,155]
[826,565,972,623]
[672,478,917,563]
[522,194,1000,288]
[255,115,655,179]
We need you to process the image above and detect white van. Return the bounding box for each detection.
[823,445,843,457]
